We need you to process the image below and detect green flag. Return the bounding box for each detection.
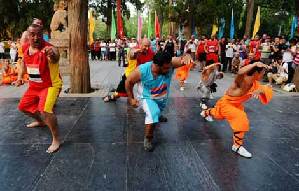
[111,9,116,40]
[147,12,153,39]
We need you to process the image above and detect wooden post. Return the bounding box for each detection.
[244,0,254,37]
[68,0,91,93]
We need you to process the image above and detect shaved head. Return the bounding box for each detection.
[141,38,150,46]
[141,38,151,52]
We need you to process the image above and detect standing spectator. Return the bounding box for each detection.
[163,35,176,57]
[105,40,110,60]
[185,35,197,61]
[260,36,272,65]
[90,41,96,60]
[239,40,247,60]
[197,35,207,71]
[0,41,5,59]
[117,38,127,67]
[205,35,219,64]
[100,40,107,61]
[270,36,281,61]
[9,41,17,62]
[94,40,101,60]
[219,37,227,66]
[109,40,116,60]
[150,38,157,53]
[282,45,294,84]
[250,35,261,61]
[224,40,234,72]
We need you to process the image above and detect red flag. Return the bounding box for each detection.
[117,0,124,38]
[137,15,143,44]
[155,11,160,38]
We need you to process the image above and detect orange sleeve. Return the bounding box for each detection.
[254,81,273,105]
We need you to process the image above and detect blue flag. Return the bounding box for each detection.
[230,9,234,39]
[290,16,298,39]
[218,18,225,39]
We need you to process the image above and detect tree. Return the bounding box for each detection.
[69,0,91,93]
[89,0,143,35]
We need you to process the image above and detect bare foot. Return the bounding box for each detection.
[46,140,60,153]
[26,121,46,128]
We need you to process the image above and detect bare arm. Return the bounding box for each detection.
[237,62,258,75]
[171,54,192,68]
[45,46,60,63]
[125,68,141,104]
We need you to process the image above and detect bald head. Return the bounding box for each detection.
[141,38,150,52]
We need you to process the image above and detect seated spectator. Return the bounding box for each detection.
[267,59,288,85]
[1,60,18,85]
[231,53,242,74]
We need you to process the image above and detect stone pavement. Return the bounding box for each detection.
[0,61,299,191]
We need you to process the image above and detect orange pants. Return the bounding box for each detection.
[175,63,193,81]
[207,81,273,146]
[207,97,249,146]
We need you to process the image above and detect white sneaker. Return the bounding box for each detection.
[180,87,185,91]
[232,145,252,158]
[200,103,208,110]
[200,111,214,122]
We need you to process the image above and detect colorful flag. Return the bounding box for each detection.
[155,11,160,38]
[252,6,261,38]
[110,9,116,40]
[117,0,124,38]
[137,14,143,43]
[218,18,225,39]
[211,24,218,37]
[290,16,298,39]
[147,12,153,38]
[230,9,234,39]
[88,10,95,44]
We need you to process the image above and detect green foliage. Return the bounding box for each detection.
[0,0,55,40]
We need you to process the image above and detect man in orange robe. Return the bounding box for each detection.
[201,62,273,158]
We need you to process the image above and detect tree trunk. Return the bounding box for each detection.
[69,0,91,93]
[244,0,254,37]
[296,0,299,16]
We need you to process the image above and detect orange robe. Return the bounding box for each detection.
[175,62,193,81]
[209,81,272,132]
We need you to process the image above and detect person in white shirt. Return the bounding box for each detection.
[225,41,234,72]
[282,47,294,83]
[0,41,5,59]
[9,41,17,62]
[267,59,288,85]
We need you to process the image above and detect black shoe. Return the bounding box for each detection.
[159,115,168,122]
[144,138,154,152]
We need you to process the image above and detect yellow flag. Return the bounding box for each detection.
[89,10,95,45]
[252,6,260,38]
[211,24,218,36]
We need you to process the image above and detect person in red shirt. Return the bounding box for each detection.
[249,35,261,61]
[205,35,219,64]
[15,24,62,153]
[196,36,207,71]
[136,39,154,66]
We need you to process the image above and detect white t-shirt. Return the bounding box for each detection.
[282,51,293,63]
[0,42,5,53]
[109,43,116,52]
[279,62,288,78]
[226,44,234,58]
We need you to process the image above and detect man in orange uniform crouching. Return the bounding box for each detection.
[201,62,273,158]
